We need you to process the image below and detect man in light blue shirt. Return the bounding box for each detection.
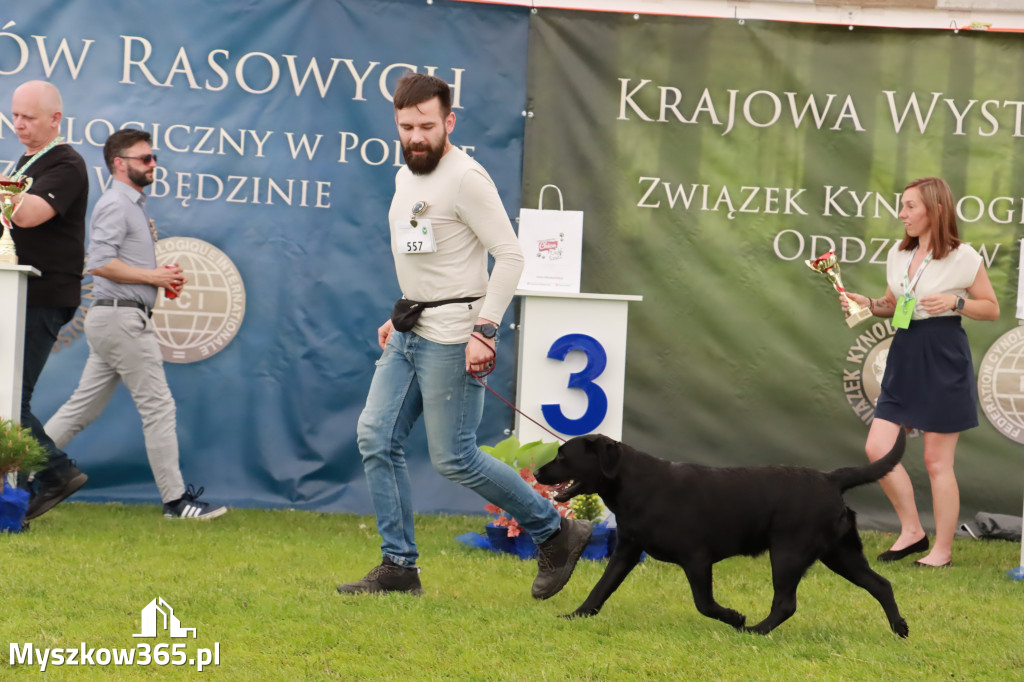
[39,128,226,520]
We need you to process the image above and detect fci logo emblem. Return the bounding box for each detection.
[843,320,897,424]
[152,237,246,363]
[977,326,1024,444]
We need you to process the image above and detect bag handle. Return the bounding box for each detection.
[537,184,564,211]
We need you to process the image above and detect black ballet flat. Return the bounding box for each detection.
[877,536,929,562]
[913,559,952,568]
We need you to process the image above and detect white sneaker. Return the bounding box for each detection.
[162,485,227,520]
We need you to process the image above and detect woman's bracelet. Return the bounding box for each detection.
[869,298,875,313]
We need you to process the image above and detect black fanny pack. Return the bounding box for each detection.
[391,296,480,332]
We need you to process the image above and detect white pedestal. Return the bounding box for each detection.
[514,291,642,443]
[0,264,40,422]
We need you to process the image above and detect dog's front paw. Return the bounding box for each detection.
[559,608,598,620]
[892,618,909,639]
[725,611,747,630]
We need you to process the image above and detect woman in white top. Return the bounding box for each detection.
[846,177,1000,568]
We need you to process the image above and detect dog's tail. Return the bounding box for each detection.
[826,429,907,492]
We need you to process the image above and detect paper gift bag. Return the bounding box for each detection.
[516,185,583,293]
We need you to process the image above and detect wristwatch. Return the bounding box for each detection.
[473,323,498,339]
[955,296,965,313]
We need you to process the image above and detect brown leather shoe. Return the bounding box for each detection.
[25,463,87,521]
[532,518,593,599]
[337,558,424,595]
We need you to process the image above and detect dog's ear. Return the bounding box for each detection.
[596,436,621,479]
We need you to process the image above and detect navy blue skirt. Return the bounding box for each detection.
[874,317,978,433]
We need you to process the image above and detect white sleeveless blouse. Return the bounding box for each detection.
[885,242,982,321]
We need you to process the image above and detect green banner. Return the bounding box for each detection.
[523,11,1023,526]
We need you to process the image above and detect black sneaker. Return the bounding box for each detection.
[25,461,88,521]
[337,558,424,595]
[163,485,227,520]
[532,517,593,599]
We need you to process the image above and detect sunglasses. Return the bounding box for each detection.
[119,154,158,164]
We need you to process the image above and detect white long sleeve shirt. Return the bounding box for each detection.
[388,146,524,344]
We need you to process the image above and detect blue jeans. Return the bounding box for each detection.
[22,305,76,471]
[357,331,561,567]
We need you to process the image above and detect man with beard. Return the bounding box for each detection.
[337,73,592,598]
[2,81,89,520]
[39,129,227,520]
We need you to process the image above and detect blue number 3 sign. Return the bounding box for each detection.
[541,333,609,436]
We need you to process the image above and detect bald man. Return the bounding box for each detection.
[1,80,89,520]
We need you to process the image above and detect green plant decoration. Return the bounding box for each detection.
[568,493,604,522]
[480,435,558,471]
[0,419,48,478]
[481,435,566,537]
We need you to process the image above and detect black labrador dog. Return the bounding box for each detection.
[534,431,909,637]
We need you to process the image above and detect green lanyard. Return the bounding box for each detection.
[11,135,64,180]
[901,247,932,308]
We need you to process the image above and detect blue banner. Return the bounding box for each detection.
[1,0,529,512]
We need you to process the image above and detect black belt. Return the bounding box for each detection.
[92,299,152,317]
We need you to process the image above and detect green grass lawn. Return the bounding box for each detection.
[2,503,1021,681]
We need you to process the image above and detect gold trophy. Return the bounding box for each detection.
[0,177,31,265]
[805,250,872,328]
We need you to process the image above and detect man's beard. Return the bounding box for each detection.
[402,135,446,175]
[127,166,154,188]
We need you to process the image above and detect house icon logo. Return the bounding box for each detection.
[133,597,197,639]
